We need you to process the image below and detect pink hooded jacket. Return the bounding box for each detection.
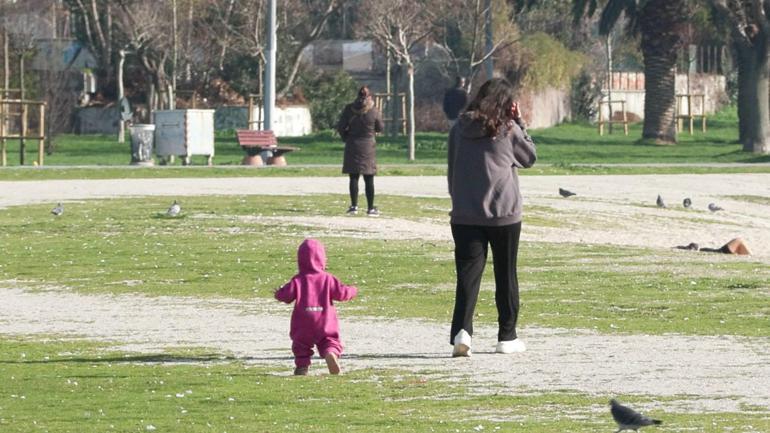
[275,239,357,343]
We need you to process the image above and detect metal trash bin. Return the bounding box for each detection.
[129,124,156,166]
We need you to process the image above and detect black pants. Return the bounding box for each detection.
[450,222,521,344]
[349,174,375,210]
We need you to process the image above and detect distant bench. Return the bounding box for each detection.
[236,129,298,166]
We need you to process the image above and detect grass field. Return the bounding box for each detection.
[1,107,768,173]
[1,194,769,432]
[2,163,770,181]
[2,338,768,433]
[1,195,767,337]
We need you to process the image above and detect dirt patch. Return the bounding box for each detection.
[1,285,769,412]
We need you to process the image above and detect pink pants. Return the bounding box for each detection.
[292,337,343,368]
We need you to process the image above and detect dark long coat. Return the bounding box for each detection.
[337,98,384,175]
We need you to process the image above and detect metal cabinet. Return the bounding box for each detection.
[154,109,215,165]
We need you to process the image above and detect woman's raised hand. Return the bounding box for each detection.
[510,102,522,121]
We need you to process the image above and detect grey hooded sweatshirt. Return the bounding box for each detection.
[447,113,537,226]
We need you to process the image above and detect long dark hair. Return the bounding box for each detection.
[465,78,516,137]
[356,85,372,103]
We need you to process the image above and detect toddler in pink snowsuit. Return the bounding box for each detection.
[275,239,357,375]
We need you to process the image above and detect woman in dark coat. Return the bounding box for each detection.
[447,78,537,357]
[337,86,384,216]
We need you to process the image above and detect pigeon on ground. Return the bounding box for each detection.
[683,198,692,208]
[708,203,723,212]
[166,200,181,217]
[558,188,577,198]
[51,203,64,216]
[610,399,662,433]
[656,195,666,208]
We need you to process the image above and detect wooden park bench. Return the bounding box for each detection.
[236,129,298,166]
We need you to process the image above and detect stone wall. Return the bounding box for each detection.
[519,87,571,129]
[599,73,728,120]
[73,106,120,134]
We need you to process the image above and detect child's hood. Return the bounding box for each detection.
[297,238,326,274]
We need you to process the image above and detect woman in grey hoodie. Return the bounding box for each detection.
[447,78,537,357]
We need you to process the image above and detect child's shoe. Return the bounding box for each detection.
[366,207,380,217]
[346,206,358,215]
[452,329,472,357]
[324,353,341,375]
[293,366,309,375]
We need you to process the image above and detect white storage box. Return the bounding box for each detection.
[249,105,312,136]
[154,109,215,165]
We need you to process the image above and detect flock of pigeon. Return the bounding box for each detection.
[51,200,182,217]
[559,187,724,212]
[50,195,670,431]
[656,194,723,212]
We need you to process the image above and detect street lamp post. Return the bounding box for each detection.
[263,0,277,131]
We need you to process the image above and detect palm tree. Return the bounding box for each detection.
[517,0,689,144]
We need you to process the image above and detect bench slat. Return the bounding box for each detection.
[236,129,277,148]
[236,129,298,161]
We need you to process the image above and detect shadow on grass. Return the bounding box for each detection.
[0,353,289,364]
[150,213,187,220]
[0,352,449,365]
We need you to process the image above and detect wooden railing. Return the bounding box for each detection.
[0,99,47,166]
[675,94,707,134]
[597,99,629,136]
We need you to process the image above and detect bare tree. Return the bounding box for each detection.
[442,0,519,92]
[358,0,439,160]
[65,0,116,89]
[228,0,266,61]
[114,0,173,113]
[277,0,349,97]
[199,0,266,94]
[209,0,238,72]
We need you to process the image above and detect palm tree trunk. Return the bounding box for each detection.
[735,38,770,154]
[640,51,677,143]
[638,0,687,144]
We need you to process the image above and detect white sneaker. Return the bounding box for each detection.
[452,329,472,357]
[495,339,526,354]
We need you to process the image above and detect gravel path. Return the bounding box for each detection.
[1,285,768,412]
[1,174,769,410]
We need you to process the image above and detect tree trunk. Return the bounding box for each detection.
[407,64,415,161]
[19,55,25,165]
[638,0,687,144]
[185,0,193,83]
[171,0,178,99]
[2,29,8,91]
[118,49,126,143]
[640,50,677,143]
[279,48,305,98]
[735,39,770,154]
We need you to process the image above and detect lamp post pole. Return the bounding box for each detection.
[263,0,277,130]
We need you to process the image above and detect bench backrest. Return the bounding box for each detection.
[236,129,277,147]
